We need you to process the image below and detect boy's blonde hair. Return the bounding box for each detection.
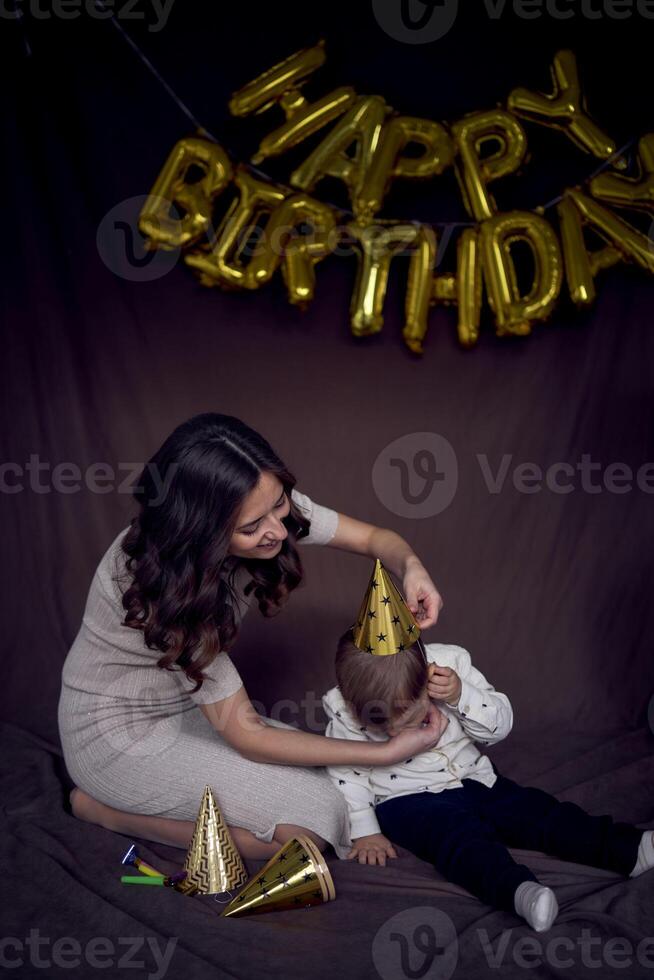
[334,627,428,730]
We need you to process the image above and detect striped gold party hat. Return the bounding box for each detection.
[351,558,424,657]
[183,785,248,895]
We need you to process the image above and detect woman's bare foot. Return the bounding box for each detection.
[70,787,101,823]
[69,787,196,847]
[67,788,328,858]
[67,787,280,858]
[273,823,327,852]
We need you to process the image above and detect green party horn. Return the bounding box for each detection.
[121,875,165,885]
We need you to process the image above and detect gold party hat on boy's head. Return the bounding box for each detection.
[351,558,422,656]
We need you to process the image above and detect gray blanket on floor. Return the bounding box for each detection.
[1,722,653,980]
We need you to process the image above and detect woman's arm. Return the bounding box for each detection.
[199,687,445,766]
[327,512,443,628]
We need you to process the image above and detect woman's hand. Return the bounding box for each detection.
[346,833,398,865]
[381,702,450,765]
[403,559,443,629]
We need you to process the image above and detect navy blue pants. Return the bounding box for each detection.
[375,764,643,914]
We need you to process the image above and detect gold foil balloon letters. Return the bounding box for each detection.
[508,49,616,159]
[139,137,232,250]
[452,109,528,222]
[228,40,358,166]
[137,45,653,355]
[479,211,563,337]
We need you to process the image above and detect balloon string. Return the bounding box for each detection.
[538,138,637,210]
[11,1,34,58]
[91,0,638,228]
[95,0,212,139]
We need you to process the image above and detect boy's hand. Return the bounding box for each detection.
[428,664,462,706]
[346,833,398,865]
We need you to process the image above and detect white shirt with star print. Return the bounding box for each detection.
[321,642,513,840]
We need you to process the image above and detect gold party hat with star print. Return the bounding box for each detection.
[220,835,336,917]
[351,557,426,659]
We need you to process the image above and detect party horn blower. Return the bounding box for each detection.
[121,844,166,878]
[170,873,199,897]
[121,875,165,885]
[120,874,188,887]
[120,844,191,892]
[183,785,248,895]
[220,835,336,918]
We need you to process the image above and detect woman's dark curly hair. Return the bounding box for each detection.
[116,413,312,695]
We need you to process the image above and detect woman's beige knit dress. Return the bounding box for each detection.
[57,488,353,860]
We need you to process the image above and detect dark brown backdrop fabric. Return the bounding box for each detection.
[3,4,654,746]
[2,6,654,979]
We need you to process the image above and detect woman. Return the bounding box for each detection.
[59,413,444,861]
